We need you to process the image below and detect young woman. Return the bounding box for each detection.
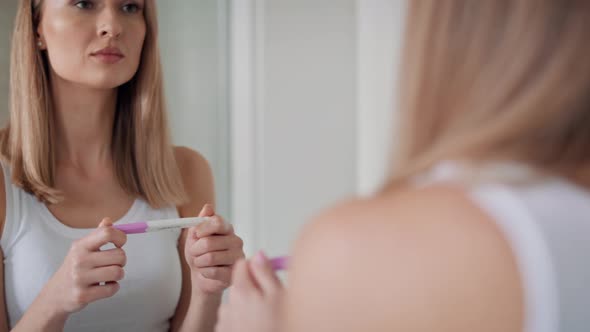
[217,1,590,332]
[0,1,244,331]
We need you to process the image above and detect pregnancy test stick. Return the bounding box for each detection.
[114,217,213,234]
[270,256,289,271]
[114,218,290,271]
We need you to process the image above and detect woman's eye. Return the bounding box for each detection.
[74,0,94,10]
[122,3,141,14]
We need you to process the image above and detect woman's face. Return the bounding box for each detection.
[37,0,146,89]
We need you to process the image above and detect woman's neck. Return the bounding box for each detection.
[51,75,117,170]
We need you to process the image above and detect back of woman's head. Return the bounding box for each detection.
[391,0,590,185]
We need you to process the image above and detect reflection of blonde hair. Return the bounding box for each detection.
[1,0,187,207]
[389,1,590,186]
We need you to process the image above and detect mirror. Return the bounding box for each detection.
[0,1,231,220]
[0,0,394,259]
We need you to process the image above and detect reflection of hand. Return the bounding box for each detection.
[44,218,127,316]
[215,252,284,332]
[185,204,245,295]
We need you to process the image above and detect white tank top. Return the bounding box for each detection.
[421,162,590,332]
[0,163,183,331]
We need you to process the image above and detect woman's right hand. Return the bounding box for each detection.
[41,217,127,316]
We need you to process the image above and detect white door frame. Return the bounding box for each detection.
[229,0,266,256]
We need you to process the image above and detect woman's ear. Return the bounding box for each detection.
[36,22,46,50]
[36,21,44,39]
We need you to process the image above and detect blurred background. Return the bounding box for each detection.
[0,0,405,258]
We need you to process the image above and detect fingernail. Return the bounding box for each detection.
[254,251,267,266]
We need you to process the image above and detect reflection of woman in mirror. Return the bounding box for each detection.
[0,1,244,331]
[218,1,590,332]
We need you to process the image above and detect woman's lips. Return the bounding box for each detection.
[91,47,125,64]
[91,53,125,64]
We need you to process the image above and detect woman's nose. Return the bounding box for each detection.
[97,8,122,39]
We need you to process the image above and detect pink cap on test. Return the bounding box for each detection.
[114,222,148,234]
[270,256,289,271]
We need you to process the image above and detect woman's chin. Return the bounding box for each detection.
[81,76,135,90]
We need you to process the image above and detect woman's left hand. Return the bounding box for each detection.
[215,252,284,332]
[185,204,245,295]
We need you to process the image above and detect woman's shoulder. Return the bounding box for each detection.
[173,146,215,215]
[285,185,523,332]
[173,146,213,183]
[173,146,210,170]
[293,184,516,250]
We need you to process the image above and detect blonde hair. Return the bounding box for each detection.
[388,0,590,187]
[1,0,187,207]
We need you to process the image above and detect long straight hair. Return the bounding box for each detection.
[387,0,590,187]
[0,0,187,207]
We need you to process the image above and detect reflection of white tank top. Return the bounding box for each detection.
[420,162,590,332]
[0,162,183,331]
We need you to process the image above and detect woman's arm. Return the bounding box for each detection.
[284,186,524,332]
[1,167,127,332]
[0,248,8,332]
[11,218,127,332]
[171,147,243,332]
[0,164,9,332]
[170,146,219,332]
[0,166,64,332]
[171,230,223,332]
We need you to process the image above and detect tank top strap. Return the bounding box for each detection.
[416,161,560,332]
[469,184,558,332]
